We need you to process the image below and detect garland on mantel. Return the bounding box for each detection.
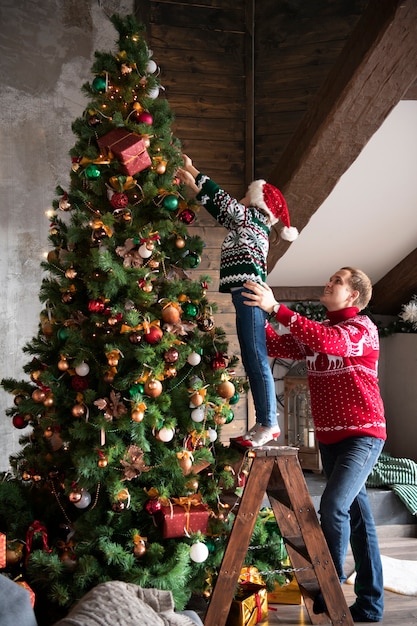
[288,300,417,337]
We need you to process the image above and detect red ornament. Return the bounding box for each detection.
[178,209,196,225]
[144,325,163,345]
[128,332,142,345]
[164,347,179,363]
[88,299,106,313]
[71,375,90,391]
[145,498,162,515]
[136,111,153,125]
[110,192,129,209]
[211,352,227,370]
[12,414,27,429]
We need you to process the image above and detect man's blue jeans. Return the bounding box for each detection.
[231,287,277,429]
[319,436,385,620]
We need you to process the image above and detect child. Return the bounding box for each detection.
[177,155,298,447]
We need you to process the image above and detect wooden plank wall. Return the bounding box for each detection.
[253,0,368,181]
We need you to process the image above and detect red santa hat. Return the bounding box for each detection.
[246,179,298,241]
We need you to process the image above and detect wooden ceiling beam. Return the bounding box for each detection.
[371,248,417,315]
[266,0,417,314]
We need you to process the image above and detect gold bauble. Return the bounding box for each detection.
[43,394,54,407]
[32,388,46,403]
[131,409,145,422]
[98,458,108,468]
[58,358,69,371]
[161,304,181,324]
[65,268,77,279]
[216,380,236,399]
[144,378,163,398]
[71,403,85,418]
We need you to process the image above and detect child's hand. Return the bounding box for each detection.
[177,168,195,186]
[182,154,193,169]
[177,167,199,195]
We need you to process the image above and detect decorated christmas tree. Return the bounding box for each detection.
[0,14,288,624]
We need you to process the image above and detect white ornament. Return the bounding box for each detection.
[146,59,157,73]
[147,87,159,99]
[158,427,175,442]
[187,352,201,366]
[191,406,205,423]
[190,541,209,563]
[75,362,90,376]
[139,244,153,258]
[73,490,91,509]
[208,428,218,442]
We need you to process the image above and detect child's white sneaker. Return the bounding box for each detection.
[240,425,280,448]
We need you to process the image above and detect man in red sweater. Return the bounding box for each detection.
[243,267,386,623]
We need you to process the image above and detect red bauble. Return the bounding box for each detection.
[211,352,227,370]
[178,209,196,225]
[128,331,142,345]
[136,111,153,125]
[88,299,105,313]
[164,347,179,363]
[110,192,129,209]
[12,414,27,429]
[71,375,90,391]
[145,498,162,515]
[144,325,163,344]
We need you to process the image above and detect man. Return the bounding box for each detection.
[242,268,386,623]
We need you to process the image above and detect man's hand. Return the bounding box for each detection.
[242,281,278,314]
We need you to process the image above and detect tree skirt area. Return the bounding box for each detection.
[346,555,417,596]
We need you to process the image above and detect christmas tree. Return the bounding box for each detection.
[0,14,288,624]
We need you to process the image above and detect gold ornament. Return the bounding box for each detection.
[216,379,236,399]
[32,388,46,403]
[71,403,85,418]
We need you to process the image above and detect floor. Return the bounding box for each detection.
[264,532,417,625]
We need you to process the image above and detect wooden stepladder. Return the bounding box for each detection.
[204,445,353,626]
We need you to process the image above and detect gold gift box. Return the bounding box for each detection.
[226,583,268,626]
[267,577,302,605]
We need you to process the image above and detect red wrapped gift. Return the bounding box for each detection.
[16,580,35,607]
[97,128,151,176]
[0,533,5,568]
[159,497,209,539]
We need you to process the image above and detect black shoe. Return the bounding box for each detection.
[313,592,327,614]
[349,604,382,623]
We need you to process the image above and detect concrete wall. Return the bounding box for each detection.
[0,0,134,471]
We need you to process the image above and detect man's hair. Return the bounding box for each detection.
[341,266,373,311]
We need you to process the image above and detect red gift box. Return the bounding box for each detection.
[159,501,209,539]
[16,580,35,607]
[97,128,151,176]
[0,533,5,568]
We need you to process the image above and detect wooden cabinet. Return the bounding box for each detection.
[284,362,322,472]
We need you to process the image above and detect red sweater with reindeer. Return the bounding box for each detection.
[266,305,386,445]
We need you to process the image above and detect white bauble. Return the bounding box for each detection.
[191,407,205,423]
[138,244,153,258]
[208,428,218,442]
[190,541,209,563]
[147,87,159,99]
[187,352,201,366]
[158,427,175,442]
[75,362,90,376]
[73,490,91,509]
[146,59,157,73]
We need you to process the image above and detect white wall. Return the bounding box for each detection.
[379,334,417,462]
